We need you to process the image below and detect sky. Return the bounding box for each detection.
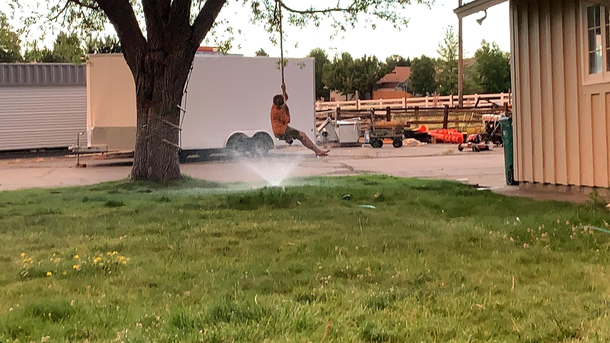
[1,0,510,60]
[217,0,511,60]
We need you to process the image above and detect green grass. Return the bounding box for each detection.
[1,175,610,342]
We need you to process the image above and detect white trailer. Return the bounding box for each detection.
[85,53,315,161]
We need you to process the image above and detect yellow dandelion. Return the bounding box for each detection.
[63,271,67,275]
[93,257,102,264]
[46,272,52,277]
[74,255,80,259]
[20,253,25,258]
[73,265,81,270]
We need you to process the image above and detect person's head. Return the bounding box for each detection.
[273,94,285,108]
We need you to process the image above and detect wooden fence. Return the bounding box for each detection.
[315,93,512,111]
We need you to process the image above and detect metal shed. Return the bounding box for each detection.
[0,63,87,152]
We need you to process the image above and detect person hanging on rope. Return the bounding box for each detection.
[271,84,330,157]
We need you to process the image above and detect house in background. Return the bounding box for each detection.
[329,90,358,102]
[456,0,610,190]
[372,66,413,100]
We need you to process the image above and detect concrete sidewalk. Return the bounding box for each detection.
[1,144,508,192]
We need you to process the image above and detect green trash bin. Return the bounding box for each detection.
[499,117,518,185]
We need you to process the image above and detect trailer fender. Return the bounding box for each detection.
[225,130,275,155]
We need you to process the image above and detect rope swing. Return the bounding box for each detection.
[276,0,286,92]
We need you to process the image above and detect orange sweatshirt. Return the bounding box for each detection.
[270,104,291,137]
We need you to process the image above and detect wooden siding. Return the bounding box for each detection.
[511,0,610,187]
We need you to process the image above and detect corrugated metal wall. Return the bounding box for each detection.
[0,64,86,151]
[0,64,86,86]
[511,0,610,187]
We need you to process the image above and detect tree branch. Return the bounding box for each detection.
[191,0,227,50]
[142,0,171,47]
[66,0,101,11]
[170,0,191,25]
[279,0,357,15]
[95,0,146,71]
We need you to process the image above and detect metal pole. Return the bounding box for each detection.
[458,0,464,108]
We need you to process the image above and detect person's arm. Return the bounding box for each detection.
[284,104,290,123]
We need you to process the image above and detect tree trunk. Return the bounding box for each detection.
[130,52,192,182]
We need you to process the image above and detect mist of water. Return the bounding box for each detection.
[240,156,301,187]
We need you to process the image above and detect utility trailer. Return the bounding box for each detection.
[84,53,315,161]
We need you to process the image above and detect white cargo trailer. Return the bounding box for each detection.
[85,53,316,161]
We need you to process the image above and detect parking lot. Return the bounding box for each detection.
[0,144,508,192]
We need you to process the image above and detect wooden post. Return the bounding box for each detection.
[443,105,449,129]
[370,108,375,128]
[458,0,464,108]
[336,107,341,121]
[386,107,391,121]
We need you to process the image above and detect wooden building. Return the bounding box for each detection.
[456,0,610,189]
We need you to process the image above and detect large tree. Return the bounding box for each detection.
[86,35,122,54]
[353,55,390,99]
[408,55,436,96]
[435,26,458,96]
[53,32,86,64]
[307,48,330,100]
[473,40,511,94]
[12,0,429,181]
[385,54,410,70]
[323,52,356,100]
[0,11,22,62]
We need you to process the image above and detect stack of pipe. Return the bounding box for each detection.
[427,129,464,144]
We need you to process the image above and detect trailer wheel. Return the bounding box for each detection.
[392,138,403,148]
[178,150,189,163]
[250,132,274,157]
[370,139,383,148]
[226,133,248,157]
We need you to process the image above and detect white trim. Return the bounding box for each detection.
[454,0,508,19]
[580,2,610,85]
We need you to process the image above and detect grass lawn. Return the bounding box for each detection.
[1,175,610,342]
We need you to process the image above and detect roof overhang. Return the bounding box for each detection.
[454,0,508,19]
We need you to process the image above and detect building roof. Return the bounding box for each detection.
[0,63,86,87]
[377,66,411,85]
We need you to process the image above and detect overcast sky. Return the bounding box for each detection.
[2,0,510,60]
[219,0,511,60]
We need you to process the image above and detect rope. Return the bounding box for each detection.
[277,0,285,91]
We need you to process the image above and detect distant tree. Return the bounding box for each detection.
[385,54,410,70]
[0,11,22,62]
[23,43,63,63]
[473,40,511,93]
[52,32,85,64]
[23,32,85,64]
[353,55,390,99]
[307,48,330,100]
[436,27,458,96]
[86,35,122,54]
[408,55,437,96]
[255,48,268,56]
[323,52,356,100]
